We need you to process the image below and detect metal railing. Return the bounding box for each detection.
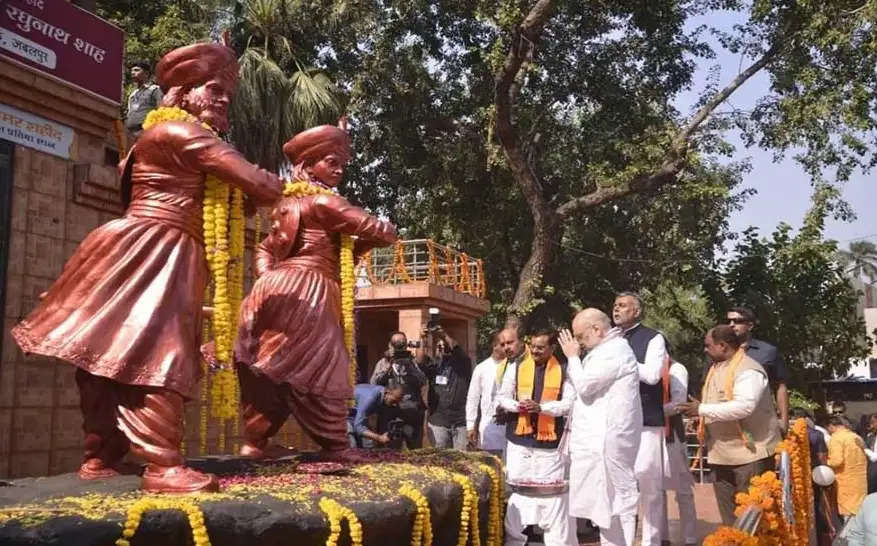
[356,239,486,299]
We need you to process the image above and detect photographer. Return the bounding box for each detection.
[348,384,405,448]
[420,319,472,450]
[370,332,428,449]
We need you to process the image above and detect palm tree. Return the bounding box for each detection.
[839,240,877,283]
[228,0,341,172]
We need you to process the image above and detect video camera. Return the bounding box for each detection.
[386,418,406,442]
[426,307,442,332]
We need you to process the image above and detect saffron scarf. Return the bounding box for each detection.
[515,352,562,442]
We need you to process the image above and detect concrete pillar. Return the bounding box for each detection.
[397,308,426,342]
[465,318,478,364]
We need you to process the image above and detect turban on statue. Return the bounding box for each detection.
[156,43,238,93]
[283,125,351,166]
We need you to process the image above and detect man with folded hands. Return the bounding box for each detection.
[496,327,576,546]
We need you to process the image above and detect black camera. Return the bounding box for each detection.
[426,307,442,331]
[407,340,421,349]
[386,418,406,442]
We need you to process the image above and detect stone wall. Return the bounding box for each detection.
[1,144,119,477]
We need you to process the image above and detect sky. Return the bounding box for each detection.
[676,14,876,252]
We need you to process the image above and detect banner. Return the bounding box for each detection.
[0,102,75,159]
[1,0,124,104]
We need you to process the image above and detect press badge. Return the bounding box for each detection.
[436,375,448,385]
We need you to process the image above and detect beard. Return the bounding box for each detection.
[183,92,228,133]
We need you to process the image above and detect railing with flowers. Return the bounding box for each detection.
[356,239,487,299]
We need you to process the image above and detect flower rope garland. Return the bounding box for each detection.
[451,473,481,546]
[142,107,245,453]
[319,497,363,546]
[282,181,357,402]
[399,483,433,546]
[478,463,502,546]
[115,497,210,546]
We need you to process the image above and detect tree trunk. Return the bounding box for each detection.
[509,205,560,324]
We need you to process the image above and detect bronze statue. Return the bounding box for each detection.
[11,43,282,493]
[234,125,397,458]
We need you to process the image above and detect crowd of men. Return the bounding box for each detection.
[346,294,877,545]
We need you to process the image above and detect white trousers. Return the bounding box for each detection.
[504,492,577,546]
[598,513,637,546]
[662,437,697,544]
[504,442,576,546]
[634,426,665,546]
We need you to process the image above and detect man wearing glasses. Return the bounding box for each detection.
[726,306,789,432]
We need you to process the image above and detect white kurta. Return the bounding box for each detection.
[624,323,669,546]
[497,359,576,546]
[566,329,642,541]
[465,356,508,451]
[661,361,697,544]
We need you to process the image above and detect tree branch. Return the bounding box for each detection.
[557,46,780,219]
[494,0,555,221]
[672,45,779,153]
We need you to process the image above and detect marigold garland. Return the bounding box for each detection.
[457,253,472,293]
[199,286,211,455]
[478,463,502,546]
[143,107,245,453]
[252,210,262,277]
[283,180,357,401]
[775,418,812,544]
[319,497,363,546]
[451,473,481,546]
[115,497,210,546]
[393,240,413,283]
[705,420,814,546]
[400,483,433,546]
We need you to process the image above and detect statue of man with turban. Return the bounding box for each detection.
[234,125,397,457]
[12,43,282,493]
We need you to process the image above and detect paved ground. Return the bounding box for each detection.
[532,483,722,545]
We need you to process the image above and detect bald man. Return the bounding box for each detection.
[560,309,642,546]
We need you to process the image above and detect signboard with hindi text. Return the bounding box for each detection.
[0,102,75,159]
[1,0,124,104]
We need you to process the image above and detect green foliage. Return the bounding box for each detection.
[789,389,819,411]
[96,0,233,117]
[706,193,871,389]
[641,282,714,379]
[227,0,342,171]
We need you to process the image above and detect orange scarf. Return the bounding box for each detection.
[515,352,562,441]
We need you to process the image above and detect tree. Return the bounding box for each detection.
[708,188,872,388]
[486,0,877,322]
[839,240,877,284]
[96,0,235,119]
[227,0,342,172]
[282,1,877,330]
[641,281,714,382]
